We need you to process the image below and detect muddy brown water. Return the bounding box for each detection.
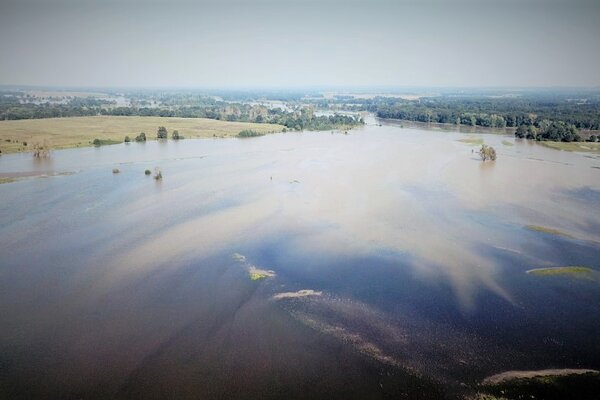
[0,117,599,399]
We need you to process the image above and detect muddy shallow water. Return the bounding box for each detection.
[0,118,599,399]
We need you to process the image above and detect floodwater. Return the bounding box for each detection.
[0,118,599,399]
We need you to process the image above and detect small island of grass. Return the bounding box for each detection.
[458,137,484,145]
[248,265,276,281]
[526,266,594,277]
[525,225,573,238]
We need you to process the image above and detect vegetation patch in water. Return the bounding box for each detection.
[93,138,121,146]
[458,137,484,145]
[232,253,275,281]
[479,144,497,161]
[525,225,573,238]
[0,177,16,184]
[526,266,594,277]
[238,129,264,138]
[273,289,322,300]
[248,265,275,280]
[538,141,600,154]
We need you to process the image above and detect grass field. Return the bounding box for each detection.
[0,116,285,154]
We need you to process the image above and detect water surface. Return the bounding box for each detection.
[1,118,599,399]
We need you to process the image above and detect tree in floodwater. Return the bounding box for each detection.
[515,121,580,142]
[135,132,147,142]
[479,144,497,161]
[32,139,51,158]
[515,125,527,138]
[171,130,182,140]
[154,167,162,180]
[157,126,168,139]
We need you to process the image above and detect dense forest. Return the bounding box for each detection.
[365,96,600,130]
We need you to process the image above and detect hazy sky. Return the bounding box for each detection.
[1,0,599,88]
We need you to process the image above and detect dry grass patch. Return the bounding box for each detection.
[0,116,285,153]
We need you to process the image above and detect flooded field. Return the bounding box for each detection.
[1,118,599,399]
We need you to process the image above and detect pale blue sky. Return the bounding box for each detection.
[1,0,599,87]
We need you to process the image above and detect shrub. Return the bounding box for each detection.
[92,138,120,146]
[588,135,597,142]
[157,126,168,139]
[172,130,183,140]
[238,129,264,138]
[124,136,131,143]
[144,169,151,175]
[32,140,51,158]
[154,167,162,180]
[112,168,120,174]
[135,132,147,142]
[479,144,497,161]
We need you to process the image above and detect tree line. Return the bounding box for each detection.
[0,94,363,131]
[370,97,600,130]
[514,121,597,142]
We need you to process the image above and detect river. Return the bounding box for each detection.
[0,117,599,399]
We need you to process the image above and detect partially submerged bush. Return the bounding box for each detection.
[144,169,151,175]
[154,167,162,180]
[135,132,147,142]
[157,126,168,139]
[172,130,183,140]
[238,129,264,138]
[32,140,51,158]
[479,144,497,161]
[92,138,120,146]
[112,168,120,174]
[124,136,131,143]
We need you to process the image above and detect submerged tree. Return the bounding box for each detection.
[135,132,146,142]
[153,167,162,180]
[172,130,182,140]
[32,140,51,158]
[157,126,168,139]
[479,144,497,161]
